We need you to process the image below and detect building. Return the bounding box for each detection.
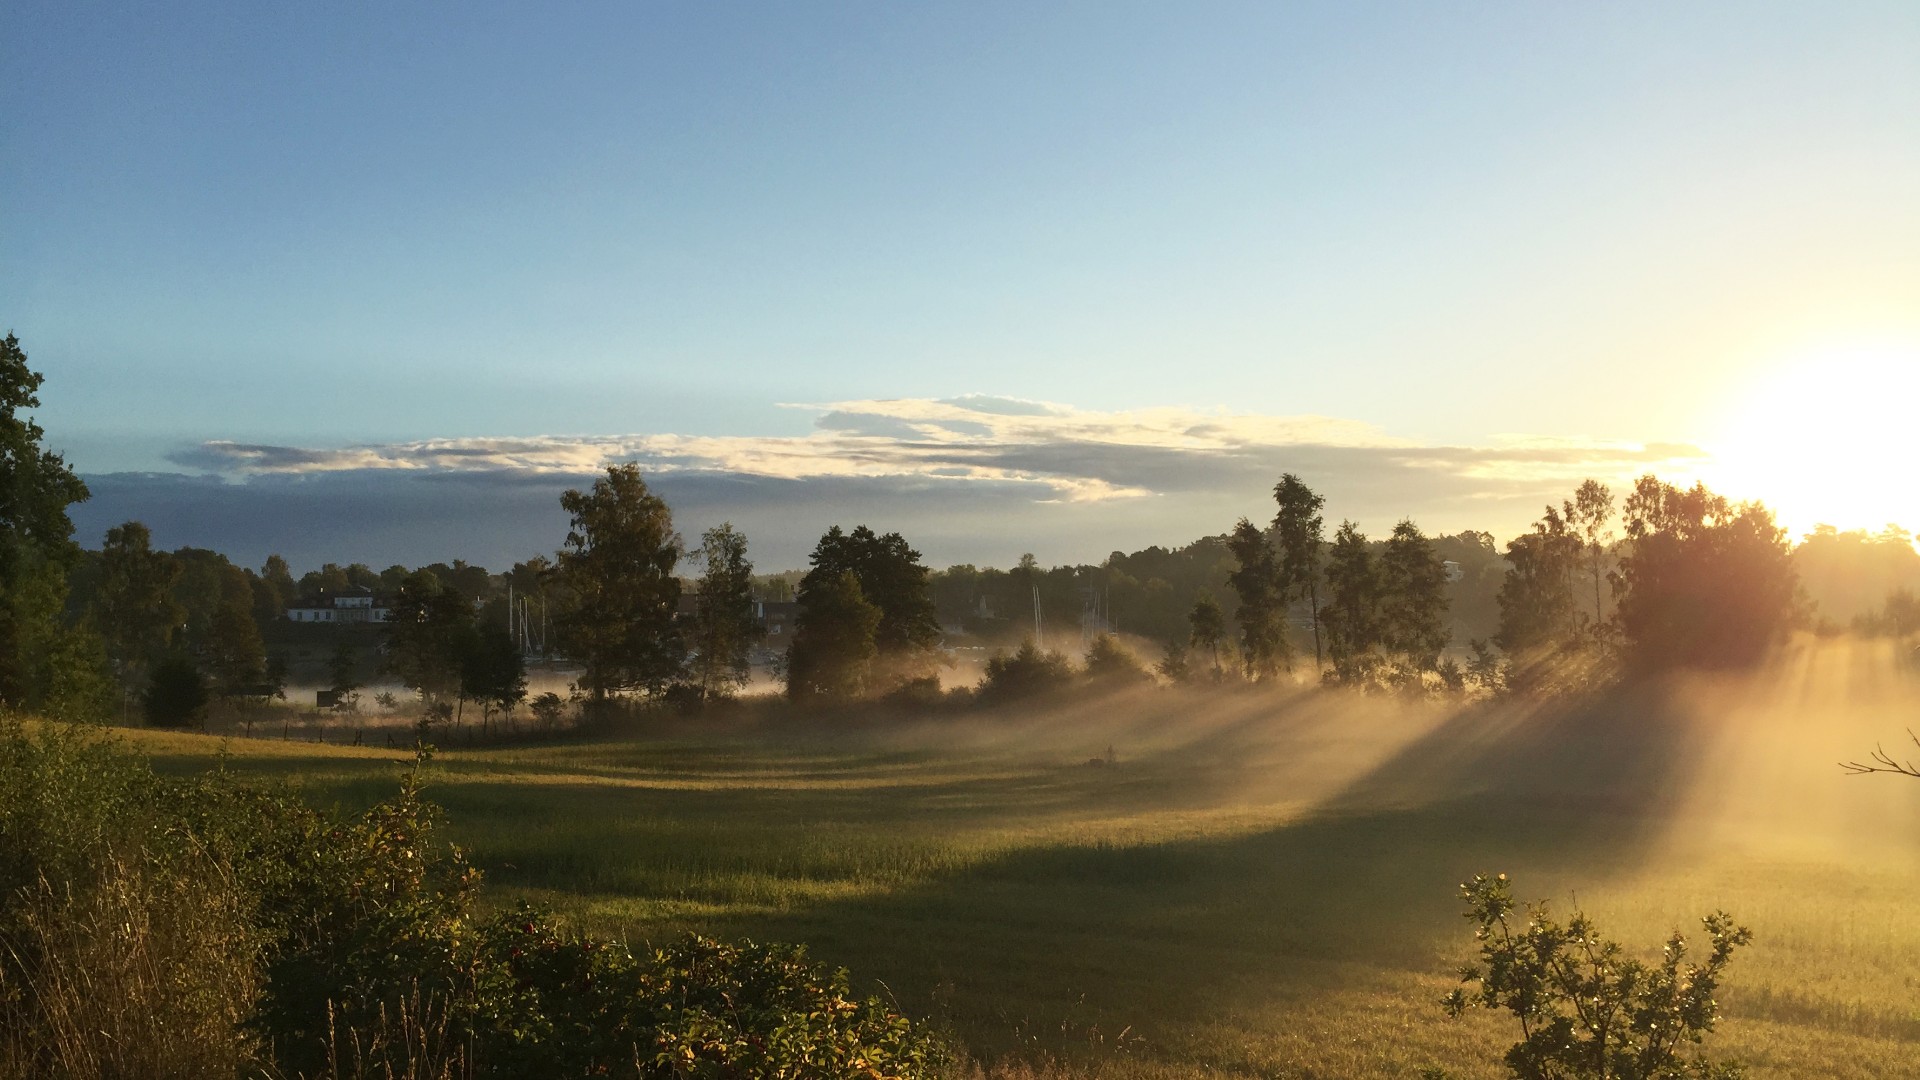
[287,586,391,624]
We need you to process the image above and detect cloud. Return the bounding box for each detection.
[97,398,1712,571]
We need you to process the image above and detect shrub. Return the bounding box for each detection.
[978,641,1075,705]
[0,719,954,1079]
[1082,634,1150,685]
[1438,873,1751,1080]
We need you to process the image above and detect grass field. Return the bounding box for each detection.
[122,640,1920,1078]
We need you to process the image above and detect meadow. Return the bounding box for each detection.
[125,639,1920,1078]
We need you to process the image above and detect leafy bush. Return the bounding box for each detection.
[978,641,1075,705]
[0,719,953,1079]
[1438,873,1751,1080]
[1082,634,1150,685]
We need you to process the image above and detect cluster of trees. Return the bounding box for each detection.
[1493,475,1806,675]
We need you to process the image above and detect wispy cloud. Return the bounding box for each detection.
[169,397,1707,507]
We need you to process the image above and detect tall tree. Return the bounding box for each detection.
[1187,592,1227,681]
[1322,521,1382,682]
[92,521,183,686]
[206,592,268,694]
[1612,475,1800,669]
[1379,519,1450,670]
[554,464,683,699]
[798,525,940,691]
[0,332,94,710]
[1565,479,1616,632]
[384,570,473,704]
[785,570,881,704]
[1225,519,1289,680]
[1272,474,1327,669]
[686,523,760,702]
[1494,505,1583,656]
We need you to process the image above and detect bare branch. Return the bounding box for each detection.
[1840,729,1920,779]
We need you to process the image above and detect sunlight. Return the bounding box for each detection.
[1705,344,1920,541]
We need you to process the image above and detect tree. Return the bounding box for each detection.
[206,592,268,695]
[1495,509,1582,658]
[458,625,527,730]
[686,524,760,702]
[1567,479,1616,632]
[1272,474,1327,669]
[799,525,941,690]
[1225,519,1289,680]
[785,570,881,704]
[91,521,183,686]
[1841,730,1920,779]
[1612,476,1800,669]
[327,639,361,698]
[1187,592,1227,681]
[383,570,471,704]
[253,553,297,626]
[1322,521,1382,683]
[554,464,684,699]
[1379,519,1450,671]
[143,655,211,729]
[0,330,94,711]
[1441,873,1751,1080]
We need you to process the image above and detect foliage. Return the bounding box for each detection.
[458,626,527,724]
[978,640,1076,704]
[1187,592,1228,681]
[1380,519,1450,671]
[0,332,92,712]
[555,464,685,699]
[1153,640,1191,684]
[1612,476,1801,670]
[1225,519,1289,680]
[1082,634,1150,684]
[786,570,882,704]
[686,523,760,702]
[800,525,942,692]
[0,719,952,1079]
[91,521,183,685]
[1496,509,1584,657]
[528,691,568,733]
[1322,520,1382,684]
[1442,873,1751,1080]
[143,655,211,728]
[1271,473,1327,668]
[384,570,473,703]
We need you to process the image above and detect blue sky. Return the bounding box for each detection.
[6,3,1918,570]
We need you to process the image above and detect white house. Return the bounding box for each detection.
[287,586,391,624]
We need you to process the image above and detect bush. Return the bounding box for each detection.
[1082,634,1150,685]
[0,719,953,1079]
[1438,873,1751,1080]
[978,641,1075,705]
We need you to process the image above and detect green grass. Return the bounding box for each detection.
[125,642,1920,1078]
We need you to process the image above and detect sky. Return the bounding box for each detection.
[6,2,1918,571]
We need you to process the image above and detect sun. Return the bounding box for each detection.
[1704,345,1920,541]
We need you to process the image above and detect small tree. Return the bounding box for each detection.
[686,523,760,703]
[554,464,684,700]
[1272,473,1327,669]
[1440,873,1751,1080]
[1379,519,1450,674]
[143,655,210,729]
[1187,593,1227,682]
[1322,521,1382,684]
[459,625,527,731]
[978,639,1075,704]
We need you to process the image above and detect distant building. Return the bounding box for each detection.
[675,594,798,641]
[1443,560,1465,584]
[287,586,391,624]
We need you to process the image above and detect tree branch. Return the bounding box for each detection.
[1840,729,1920,779]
